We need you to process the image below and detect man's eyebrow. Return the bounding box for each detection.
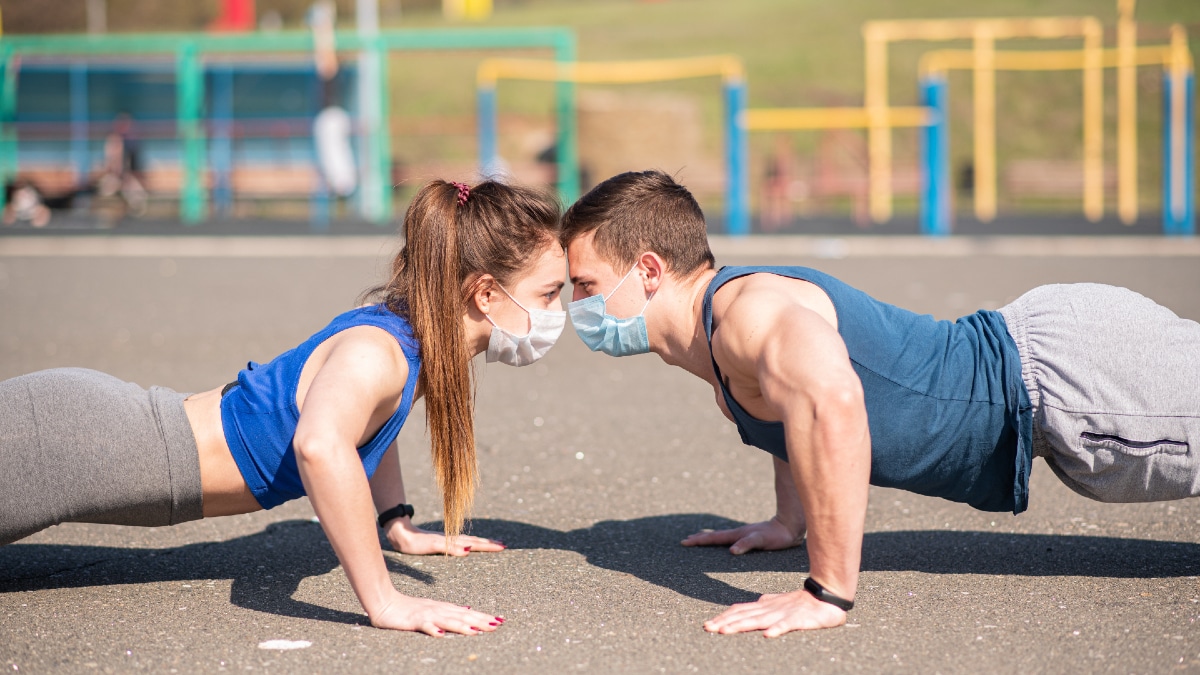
[569,274,588,285]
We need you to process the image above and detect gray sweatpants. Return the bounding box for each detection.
[999,284,1200,503]
[0,368,203,545]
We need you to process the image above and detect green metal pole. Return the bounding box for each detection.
[0,46,15,213]
[553,32,578,205]
[176,41,206,224]
[373,38,393,224]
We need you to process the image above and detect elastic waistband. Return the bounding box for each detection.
[997,298,1040,413]
[148,386,204,525]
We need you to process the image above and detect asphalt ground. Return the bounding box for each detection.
[1,235,1199,674]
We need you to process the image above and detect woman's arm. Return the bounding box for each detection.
[293,329,502,635]
[369,442,505,556]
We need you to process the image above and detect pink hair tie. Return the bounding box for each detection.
[452,181,470,206]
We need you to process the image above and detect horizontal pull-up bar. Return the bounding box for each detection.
[744,106,934,131]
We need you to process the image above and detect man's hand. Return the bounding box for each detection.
[703,589,846,637]
[680,516,805,555]
[384,518,506,556]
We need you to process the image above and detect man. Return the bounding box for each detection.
[562,170,1200,637]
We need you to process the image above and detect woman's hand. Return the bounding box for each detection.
[680,515,805,555]
[369,589,505,636]
[384,518,506,556]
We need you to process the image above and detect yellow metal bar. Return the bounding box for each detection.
[865,17,1104,42]
[743,106,933,130]
[863,24,892,223]
[1117,0,1138,224]
[477,55,744,87]
[864,16,1104,226]
[1169,24,1188,222]
[920,45,1173,74]
[1082,18,1104,222]
[974,26,997,223]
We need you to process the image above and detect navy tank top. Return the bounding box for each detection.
[703,266,1033,514]
[220,304,421,510]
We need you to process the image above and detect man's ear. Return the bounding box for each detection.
[639,252,667,294]
[470,274,498,316]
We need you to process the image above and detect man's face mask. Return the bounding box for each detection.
[485,284,566,367]
[567,264,654,357]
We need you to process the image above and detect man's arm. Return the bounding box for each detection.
[702,292,871,636]
[680,457,807,554]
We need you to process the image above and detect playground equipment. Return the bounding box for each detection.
[862,17,1105,225]
[475,55,747,233]
[0,27,575,224]
[918,24,1194,236]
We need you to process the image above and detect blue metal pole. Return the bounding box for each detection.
[1162,68,1195,236]
[211,64,234,216]
[553,33,578,205]
[724,78,749,236]
[919,73,950,236]
[477,85,498,178]
[1184,71,1195,236]
[1163,69,1175,235]
[70,63,90,189]
[0,47,17,212]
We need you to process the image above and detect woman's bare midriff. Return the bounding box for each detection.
[183,387,263,518]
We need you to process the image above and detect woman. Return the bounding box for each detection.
[0,179,568,637]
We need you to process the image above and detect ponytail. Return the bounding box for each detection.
[367,179,560,540]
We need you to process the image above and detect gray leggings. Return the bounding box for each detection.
[0,368,203,545]
[999,284,1200,503]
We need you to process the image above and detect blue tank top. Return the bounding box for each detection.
[703,266,1033,514]
[220,304,421,510]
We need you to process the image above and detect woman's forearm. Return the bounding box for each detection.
[296,441,395,617]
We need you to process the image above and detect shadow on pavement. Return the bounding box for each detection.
[0,520,432,626]
[460,515,1200,605]
[4,515,1198,623]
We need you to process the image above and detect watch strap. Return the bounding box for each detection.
[804,576,854,611]
[376,503,415,529]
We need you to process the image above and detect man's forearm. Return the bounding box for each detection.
[785,398,871,602]
[772,457,807,536]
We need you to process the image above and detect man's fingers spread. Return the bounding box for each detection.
[682,528,743,547]
[730,532,763,555]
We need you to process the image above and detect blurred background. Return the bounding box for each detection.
[0,0,1196,236]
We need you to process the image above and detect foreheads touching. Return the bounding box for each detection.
[561,170,714,300]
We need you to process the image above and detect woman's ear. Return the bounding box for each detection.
[639,252,666,294]
[471,274,498,316]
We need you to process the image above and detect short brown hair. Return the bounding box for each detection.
[561,170,715,276]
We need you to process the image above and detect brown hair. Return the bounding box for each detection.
[366,179,561,538]
[561,170,714,277]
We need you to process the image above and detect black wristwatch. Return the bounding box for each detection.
[804,577,854,611]
[376,503,415,529]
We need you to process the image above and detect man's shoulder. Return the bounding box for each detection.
[714,272,834,327]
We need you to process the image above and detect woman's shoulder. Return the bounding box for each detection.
[329,304,420,360]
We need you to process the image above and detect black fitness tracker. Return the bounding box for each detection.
[804,577,854,612]
[376,503,415,529]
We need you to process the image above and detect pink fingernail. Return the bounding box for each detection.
[489,621,499,626]
[464,546,472,552]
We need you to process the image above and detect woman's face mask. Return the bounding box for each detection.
[567,264,654,357]
[485,284,566,367]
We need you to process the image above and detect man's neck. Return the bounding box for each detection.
[647,268,720,385]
